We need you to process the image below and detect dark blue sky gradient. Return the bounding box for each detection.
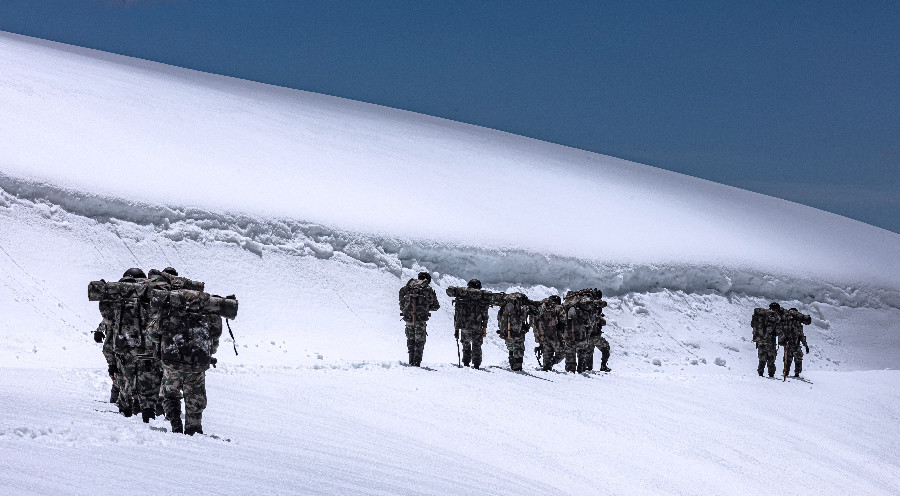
[2,1,898,232]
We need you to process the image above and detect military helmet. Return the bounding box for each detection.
[769,302,781,310]
[417,271,431,283]
[162,267,178,276]
[549,295,561,304]
[467,279,482,289]
[122,267,146,279]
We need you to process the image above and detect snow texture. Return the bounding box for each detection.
[1,31,899,495]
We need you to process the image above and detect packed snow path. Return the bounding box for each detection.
[2,365,898,496]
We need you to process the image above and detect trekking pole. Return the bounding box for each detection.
[455,330,461,368]
[782,345,788,382]
[226,319,238,356]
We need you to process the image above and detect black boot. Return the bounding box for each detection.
[121,407,133,418]
[184,424,203,436]
[109,384,119,404]
[141,408,156,423]
[170,417,183,434]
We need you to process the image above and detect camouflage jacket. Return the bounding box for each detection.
[532,299,565,343]
[399,279,440,323]
[496,293,534,339]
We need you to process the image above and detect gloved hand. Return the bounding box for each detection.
[108,363,117,376]
[210,357,217,368]
[93,330,104,343]
[453,329,459,339]
[805,344,810,354]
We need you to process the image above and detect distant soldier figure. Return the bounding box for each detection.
[398,272,440,367]
[564,289,607,373]
[751,302,782,377]
[149,288,234,435]
[780,308,811,377]
[591,312,612,373]
[496,292,534,371]
[93,301,119,404]
[446,279,499,369]
[533,295,565,371]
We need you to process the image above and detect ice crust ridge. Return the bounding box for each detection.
[2,174,898,310]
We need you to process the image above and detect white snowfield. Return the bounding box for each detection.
[1,31,899,496]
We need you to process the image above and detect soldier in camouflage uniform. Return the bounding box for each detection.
[446,279,497,369]
[496,293,534,371]
[591,322,612,372]
[398,272,440,367]
[93,300,119,404]
[564,289,607,373]
[107,268,150,417]
[751,302,782,377]
[533,295,565,371]
[780,308,811,377]
[149,287,225,435]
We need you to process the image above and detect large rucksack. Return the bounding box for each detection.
[399,279,437,322]
[149,289,235,367]
[533,299,564,343]
[496,293,534,339]
[446,286,501,331]
[563,289,607,341]
[88,279,156,352]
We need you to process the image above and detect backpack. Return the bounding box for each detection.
[563,289,606,341]
[399,279,435,322]
[497,293,533,339]
[150,289,231,367]
[446,286,498,331]
[533,300,564,343]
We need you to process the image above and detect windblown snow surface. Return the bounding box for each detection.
[1,31,899,495]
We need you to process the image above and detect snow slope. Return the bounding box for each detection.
[1,31,899,495]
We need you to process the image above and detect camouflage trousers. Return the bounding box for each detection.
[537,340,566,371]
[783,345,804,376]
[504,337,526,371]
[136,356,163,414]
[560,339,578,372]
[594,336,611,370]
[575,339,594,373]
[757,345,777,377]
[161,363,208,430]
[459,328,484,368]
[114,351,138,412]
[404,321,428,366]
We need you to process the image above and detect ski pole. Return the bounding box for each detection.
[456,329,461,367]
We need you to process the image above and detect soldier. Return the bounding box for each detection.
[591,315,612,373]
[751,302,782,377]
[93,301,119,404]
[446,279,497,369]
[496,292,534,371]
[109,267,149,417]
[398,272,440,367]
[532,295,565,371]
[564,289,607,373]
[780,308,811,377]
[150,288,229,435]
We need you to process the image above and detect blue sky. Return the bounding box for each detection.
[2,1,897,232]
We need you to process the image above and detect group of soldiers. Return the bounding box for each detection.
[90,267,238,435]
[751,302,811,378]
[398,272,611,373]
